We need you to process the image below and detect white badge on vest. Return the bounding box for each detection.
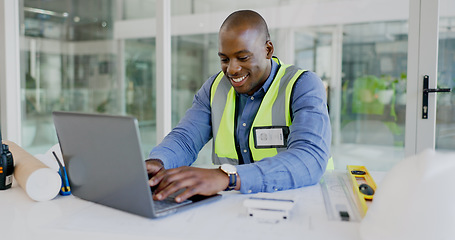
[253,126,290,148]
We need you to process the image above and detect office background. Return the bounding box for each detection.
[0,0,454,172]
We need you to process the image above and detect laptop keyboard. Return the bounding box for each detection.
[151,188,193,212]
[154,197,192,212]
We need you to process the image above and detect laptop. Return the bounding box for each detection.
[52,111,221,218]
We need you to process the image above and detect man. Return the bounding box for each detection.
[146,10,331,203]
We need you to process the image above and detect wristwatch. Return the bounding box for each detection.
[219,164,237,191]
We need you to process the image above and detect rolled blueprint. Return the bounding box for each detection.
[4,141,61,201]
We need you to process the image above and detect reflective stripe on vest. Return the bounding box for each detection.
[210,58,306,164]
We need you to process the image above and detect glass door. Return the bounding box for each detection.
[407,0,455,155]
[435,0,455,151]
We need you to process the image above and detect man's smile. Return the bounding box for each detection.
[229,73,249,85]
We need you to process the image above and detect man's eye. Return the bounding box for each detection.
[238,56,249,61]
[220,58,229,63]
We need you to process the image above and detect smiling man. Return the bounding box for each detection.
[217,13,272,96]
[146,10,331,203]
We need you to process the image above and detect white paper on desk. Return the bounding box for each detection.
[34,143,63,171]
[359,149,455,240]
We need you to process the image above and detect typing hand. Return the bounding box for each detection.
[146,159,165,192]
[150,166,230,203]
[145,159,165,176]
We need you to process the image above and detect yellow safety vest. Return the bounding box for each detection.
[210,57,306,165]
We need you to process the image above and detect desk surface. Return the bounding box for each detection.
[1,171,384,240]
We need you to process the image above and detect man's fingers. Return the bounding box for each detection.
[152,167,228,203]
[145,159,164,174]
[175,187,199,203]
[154,179,192,201]
[149,172,164,187]
[146,159,166,187]
[153,168,194,201]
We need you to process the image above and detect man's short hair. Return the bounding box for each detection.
[220,10,270,42]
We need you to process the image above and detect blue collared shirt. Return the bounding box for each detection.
[149,59,331,194]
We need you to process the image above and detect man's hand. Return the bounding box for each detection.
[149,166,232,203]
[145,159,165,178]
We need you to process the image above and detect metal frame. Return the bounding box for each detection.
[0,0,21,144]
[155,0,172,143]
[405,0,440,156]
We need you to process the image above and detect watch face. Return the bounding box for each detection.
[221,164,237,174]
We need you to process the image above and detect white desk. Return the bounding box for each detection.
[1,172,384,240]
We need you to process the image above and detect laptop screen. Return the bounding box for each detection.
[53,111,156,218]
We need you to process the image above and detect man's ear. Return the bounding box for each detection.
[265,40,274,59]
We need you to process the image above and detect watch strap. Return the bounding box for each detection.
[220,165,237,191]
[225,173,237,191]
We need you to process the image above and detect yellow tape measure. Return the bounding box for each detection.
[347,165,377,217]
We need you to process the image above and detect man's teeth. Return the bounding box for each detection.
[232,75,247,83]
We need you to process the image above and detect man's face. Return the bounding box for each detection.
[218,26,273,95]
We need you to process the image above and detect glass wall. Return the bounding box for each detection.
[334,21,408,170]
[21,0,454,171]
[291,21,409,171]
[125,38,157,152]
[20,0,157,156]
[171,34,218,127]
[166,2,410,169]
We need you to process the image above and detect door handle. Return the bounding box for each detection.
[422,75,452,119]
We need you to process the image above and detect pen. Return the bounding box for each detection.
[52,151,71,196]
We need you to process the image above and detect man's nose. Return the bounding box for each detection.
[227,60,241,75]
